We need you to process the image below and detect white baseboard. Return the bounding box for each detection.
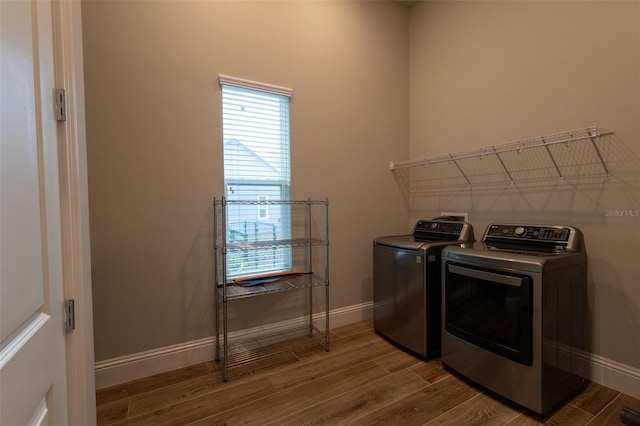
[95,300,640,400]
[95,301,373,389]
[584,350,640,400]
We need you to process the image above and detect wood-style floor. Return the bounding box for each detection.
[96,321,640,425]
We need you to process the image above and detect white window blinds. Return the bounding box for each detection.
[221,85,291,189]
[220,76,292,278]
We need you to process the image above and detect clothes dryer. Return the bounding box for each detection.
[441,223,588,416]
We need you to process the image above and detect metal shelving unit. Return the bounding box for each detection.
[391,126,614,193]
[213,197,329,381]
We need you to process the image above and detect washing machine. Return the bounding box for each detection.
[441,223,588,416]
[373,219,474,358]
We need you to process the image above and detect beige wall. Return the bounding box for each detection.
[409,0,640,371]
[84,0,640,385]
[82,1,410,362]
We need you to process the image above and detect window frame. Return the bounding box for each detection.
[219,75,293,279]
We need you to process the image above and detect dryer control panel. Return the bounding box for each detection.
[486,224,570,242]
[483,224,583,253]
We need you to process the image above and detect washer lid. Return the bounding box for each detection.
[374,219,474,251]
[374,235,426,251]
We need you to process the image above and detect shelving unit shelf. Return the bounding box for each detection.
[391,126,614,193]
[224,325,328,368]
[221,272,327,299]
[213,197,329,381]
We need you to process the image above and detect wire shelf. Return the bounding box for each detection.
[222,326,328,379]
[213,197,330,381]
[217,272,328,299]
[214,199,328,206]
[223,237,328,252]
[226,326,327,366]
[391,126,613,193]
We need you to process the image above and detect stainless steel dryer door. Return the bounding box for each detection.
[444,262,534,366]
[373,242,427,356]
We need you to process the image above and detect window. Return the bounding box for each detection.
[220,75,292,278]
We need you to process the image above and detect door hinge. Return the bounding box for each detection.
[55,88,67,122]
[65,299,75,332]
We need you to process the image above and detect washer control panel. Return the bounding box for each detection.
[413,220,464,235]
[486,224,571,243]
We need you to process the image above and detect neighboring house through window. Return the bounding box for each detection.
[220,75,292,278]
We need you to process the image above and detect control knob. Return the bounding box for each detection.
[514,226,527,237]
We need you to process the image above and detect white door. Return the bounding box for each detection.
[1,1,70,424]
